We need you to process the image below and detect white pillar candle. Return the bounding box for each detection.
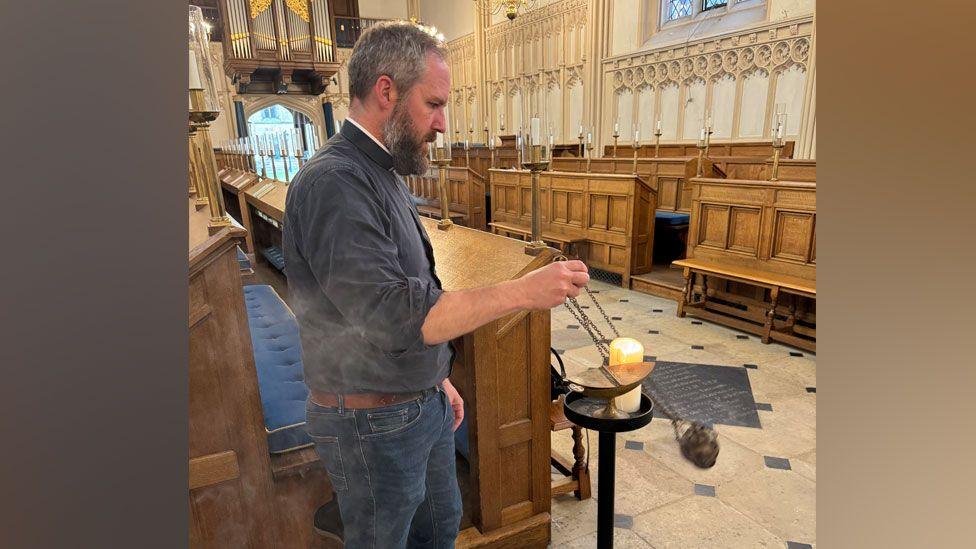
[435,132,444,148]
[578,124,584,137]
[586,132,592,145]
[610,337,645,413]
[530,117,540,145]
[634,129,640,143]
[279,133,288,155]
[656,119,662,132]
[614,120,620,134]
[776,122,784,139]
[334,119,341,135]
[188,50,203,89]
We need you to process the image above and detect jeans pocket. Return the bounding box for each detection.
[309,435,346,492]
[363,400,423,439]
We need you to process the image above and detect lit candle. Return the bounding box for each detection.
[634,128,640,143]
[188,50,203,89]
[435,132,444,148]
[609,337,645,413]
[614,120,620,134]
[586,132,592,145]
[656,119,662,132]
[578,124,584,137]
[530,117,540,145]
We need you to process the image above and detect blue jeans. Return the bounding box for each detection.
[306,386,462,549]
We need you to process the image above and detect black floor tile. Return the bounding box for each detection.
[694,484,716,497]
[787,542,813,549]
[743,364,758,369]
[567,325,580,330]
[619,299,629,302]
[624,440,644,451]
[691,345,704,350]
[643,355,656,362]
[763,456,792,470]
[806,387,816,393]
[790,351,804,357]
[652,309,663,313]
[691,320,703,325]
[755,402,773,411]
[613,514,634,529]
[736,335,749,340]
[611,316,623,320]
[648,330,660,334]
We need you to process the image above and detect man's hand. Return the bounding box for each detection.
[441,378,464,432]
[514,260,590,310]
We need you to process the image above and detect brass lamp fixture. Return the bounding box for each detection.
[519,117,552,256]
[428,131,454,230]
[472,0,538,21]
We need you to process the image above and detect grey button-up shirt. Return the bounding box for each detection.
[283,121,452,394]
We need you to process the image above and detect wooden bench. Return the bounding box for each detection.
[488,222,587,258]
[549,395,591,501]
[417,204,466,223]
[674,258,816,352]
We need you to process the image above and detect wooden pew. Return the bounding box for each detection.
[405,166,488,231]
[714,157,816,182]
[673,177,816,351]
[489,168,658,287]
[549,156,724,214]
[188,200,335,549]
[425,219,556,548]
[219,169,261,254]
[243,179,289,272]
[221,188,557,548]
[606,140,795,159]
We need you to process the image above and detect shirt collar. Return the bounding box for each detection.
[342,117,395,172]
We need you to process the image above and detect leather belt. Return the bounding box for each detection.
[310,387,435,410]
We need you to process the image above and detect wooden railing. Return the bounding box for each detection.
[220,0,335,63]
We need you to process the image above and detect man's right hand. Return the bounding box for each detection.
[515,260,590,310]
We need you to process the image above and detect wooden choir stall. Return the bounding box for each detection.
[406,166,489,231]
[674,175,817,351]
[191,177,559,546]
[489,168,657,287]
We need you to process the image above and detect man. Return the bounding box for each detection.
[283,21,589,548]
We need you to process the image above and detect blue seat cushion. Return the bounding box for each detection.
[655,211,690,226]
[243,285,313,454]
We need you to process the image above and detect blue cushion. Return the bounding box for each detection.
[655,211,690,226]
[243,285,313,454]
[237,246,252,271]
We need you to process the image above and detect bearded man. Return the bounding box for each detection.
[283,21,589,548]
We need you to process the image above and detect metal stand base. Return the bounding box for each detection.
[597,431,616,549]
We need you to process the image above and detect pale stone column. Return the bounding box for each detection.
[585,0,611,156]
[796,18,816,159]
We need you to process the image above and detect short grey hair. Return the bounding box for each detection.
[347,21,448,102]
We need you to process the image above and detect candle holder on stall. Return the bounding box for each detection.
[770,112,787,182]
[653,126,663,158]
[696,134,706,178]
[488,136,496,169]
[483,124,489,146]
[190,88,233,234]
[611,128,620,158]
[429,135,454,230]
[632,136,640,175]
[577,130,584,164]
[585,138,594,173]
[256,138,269,179]
[293,130,305,169]
[519,133,551,256]
[266,136,279,181]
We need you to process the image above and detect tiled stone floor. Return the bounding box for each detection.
[549,280,816,548]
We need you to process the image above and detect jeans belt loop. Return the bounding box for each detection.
[337,393,345,414]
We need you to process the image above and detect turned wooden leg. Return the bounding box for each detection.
[571,425,591,500]
[785,295,797,331]
[762,286,780,344]
[678,268,692,317]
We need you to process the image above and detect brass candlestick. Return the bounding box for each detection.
[704,127,713,158]
[612,130,619,158]
[632,143,639,174]
[585,141,594,173]
[654,128,662,158]
[188,126,204,203]
[294,145,304,169]
[770,140,784,181]
[696,139,706,178]
[577,132,584,163]
[521,143,550,256]
[190,88,233,234]
[431,145,453,230]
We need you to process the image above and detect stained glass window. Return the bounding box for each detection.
[702,0,728,11]
[666,0,693,21]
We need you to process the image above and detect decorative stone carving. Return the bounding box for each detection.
[791,38,811,63]
[756,44,772,67]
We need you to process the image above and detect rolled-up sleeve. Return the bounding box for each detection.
[295,166,442,356]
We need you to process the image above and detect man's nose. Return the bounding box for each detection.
[431,111,446,134]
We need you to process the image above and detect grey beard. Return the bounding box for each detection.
[383,102,429,176]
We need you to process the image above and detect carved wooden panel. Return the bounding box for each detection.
[551,190,583,225]
[771,210,814,263]
[609,196,628,232]
[728,206,762,255]
[698,204,730,248]
[589,195,609,230]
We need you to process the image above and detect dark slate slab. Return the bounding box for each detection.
[643,361,761,428]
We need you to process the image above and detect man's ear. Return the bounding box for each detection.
[375,75,398,109]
